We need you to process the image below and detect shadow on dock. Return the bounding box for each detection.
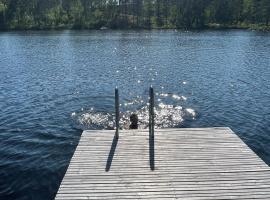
[105,134,118,172]
[149,134,155,170]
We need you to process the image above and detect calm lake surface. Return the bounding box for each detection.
[0,30,269,199]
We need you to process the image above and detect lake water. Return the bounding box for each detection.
[0,30,269,199]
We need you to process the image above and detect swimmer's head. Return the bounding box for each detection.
[129,113,138,129]
[130,113,138,123]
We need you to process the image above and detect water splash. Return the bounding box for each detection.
[72,102,195,130]
[72,112,114,130]
[160,93,187,101]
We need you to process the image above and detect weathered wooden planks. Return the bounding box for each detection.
[55,128,270,200]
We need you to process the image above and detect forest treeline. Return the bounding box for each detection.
[0,0,269,30]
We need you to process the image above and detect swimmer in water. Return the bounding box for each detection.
[129,113,138,129]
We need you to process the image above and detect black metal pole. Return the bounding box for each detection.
[149,86,155,170]
[149,86,154,138]
[115,87,119,138]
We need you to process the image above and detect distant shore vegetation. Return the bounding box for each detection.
[0,0,269,31]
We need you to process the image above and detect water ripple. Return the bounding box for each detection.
[0,30,270,200]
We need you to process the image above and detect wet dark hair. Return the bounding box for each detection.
[129,113,138,129]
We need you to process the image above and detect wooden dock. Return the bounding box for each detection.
[55,128,270,200]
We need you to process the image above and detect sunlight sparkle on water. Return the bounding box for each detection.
[74,101,192,130]
[172,94,182,100]
[186,108,196,119]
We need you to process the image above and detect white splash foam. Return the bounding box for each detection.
[172,94,182,100]
[77,112,114,129]
[161,93,187,101]
[160,93,169,97]
[181,96,187,101]
[186,108,196,118]
[74,102,190,130]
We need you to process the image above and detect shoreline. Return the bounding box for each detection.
[0,24,269,32]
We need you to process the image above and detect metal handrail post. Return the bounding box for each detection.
[115,87,120,138]
[149,86,154,138]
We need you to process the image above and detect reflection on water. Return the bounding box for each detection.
[0,30,270,200]
[73,93,194,130]
[74,103,196,130]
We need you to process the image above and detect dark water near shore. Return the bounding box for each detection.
[0,30,269,199]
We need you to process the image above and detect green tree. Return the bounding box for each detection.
[0,0,7,28]
[143,0,153,28]
[261,0,270,25]
[69,0,83,27]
